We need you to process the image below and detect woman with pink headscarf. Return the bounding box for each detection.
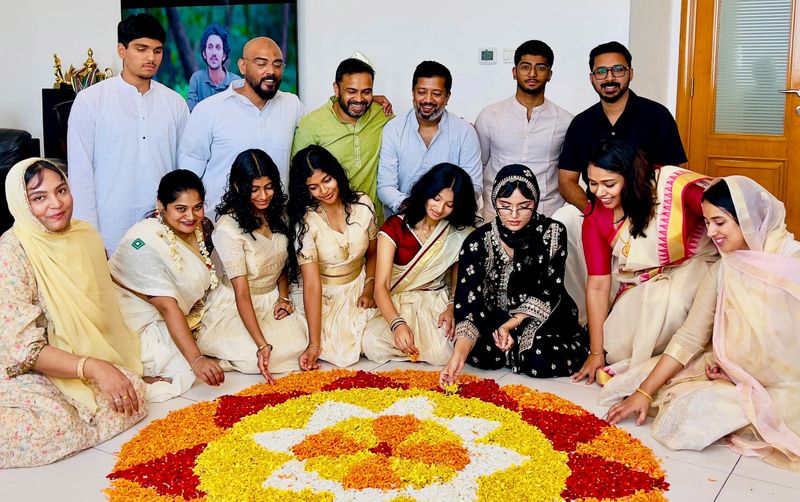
[603,176,800,472]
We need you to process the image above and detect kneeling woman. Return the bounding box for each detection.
[1,159,146,468]
[289,145,378,369]
[440,164,587,386]
[603,177,800,471]
[110,170,224,402]
[572,140,718,385]
[363,163,478,365]
[198,149,307,381]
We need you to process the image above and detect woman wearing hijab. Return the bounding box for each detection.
[440,164,587,386]
[602,177,800,471]
[0,158,146,468]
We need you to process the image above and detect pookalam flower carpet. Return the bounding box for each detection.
[105,369,668,501]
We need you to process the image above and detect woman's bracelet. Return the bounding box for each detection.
[307,344,320,348]
[635,387,654,403]
[279,296,293,305]
[389,316,407,332]
[256,343,273,355]
[76,357,88,380]
[190,354,206,370]
[364,276,375,286]
[589,350,604,356]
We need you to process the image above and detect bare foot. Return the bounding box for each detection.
[705,362,733,384]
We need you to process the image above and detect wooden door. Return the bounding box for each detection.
[677,0,800,232]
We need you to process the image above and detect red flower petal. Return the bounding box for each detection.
[562,452,669,500]
[322,371,409,391]
[108,443,206,499]
[214,391,307,429]
[458,379,519,411]
[521,408,607,451]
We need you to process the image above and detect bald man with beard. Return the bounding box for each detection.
[180,37,305,217]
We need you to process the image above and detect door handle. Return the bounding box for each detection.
[780,89,800,97]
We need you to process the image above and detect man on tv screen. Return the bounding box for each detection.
[187,24,240,111]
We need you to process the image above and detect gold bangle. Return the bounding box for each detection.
[307,344,320,347]
[190,354,206,370]
[279,296,293,304]
[364,276,375,285]
[256,343,273,354]
[635,387,654,403]
[76,357,88,380]
[589,350,604,356]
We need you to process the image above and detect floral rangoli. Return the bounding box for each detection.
[105,370,668,501]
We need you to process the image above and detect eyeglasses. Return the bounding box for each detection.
[242,57,284,70]
[591,64,629,80]
[516,63,550,75]
[495,205,535,216]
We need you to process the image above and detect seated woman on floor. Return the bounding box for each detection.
[572,140,718,385]
[439,164,588,386]
[363,163,478,365]
[603,177,800,472]
[0,158,146,468]
[288,145,378,369]
[198,149,307,382]
[110,170,223,402]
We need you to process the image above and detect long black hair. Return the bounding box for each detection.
[215,149,289,238]
[702,179,739,224]
[587,139,656,238]
[401,162,480,229]
[287,145,372,280]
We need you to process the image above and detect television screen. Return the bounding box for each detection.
[121,0,297,108]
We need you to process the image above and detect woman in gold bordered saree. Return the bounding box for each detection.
[288,145,378,369]
[362,163,478,365]
[603,176,800,471]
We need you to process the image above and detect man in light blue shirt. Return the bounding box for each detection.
[377,61,482,216]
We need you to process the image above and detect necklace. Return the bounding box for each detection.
[161,222,218,290]
[318,205,350,259]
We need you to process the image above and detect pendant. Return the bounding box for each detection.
[622,238,630,257]
[341,242,350,260]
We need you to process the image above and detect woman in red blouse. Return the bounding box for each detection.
[572,140,718,385]
[362,163,478,365]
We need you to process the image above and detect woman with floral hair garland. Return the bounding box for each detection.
[110,170,223,402]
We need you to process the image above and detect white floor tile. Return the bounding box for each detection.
[0,448,115,502]
[716,474,800,501]
[658,458,728,501]
[732,455,800,489]
[93,397,195,455]
[181,370,266,402]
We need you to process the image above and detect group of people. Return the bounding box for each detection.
[0,11,797,475]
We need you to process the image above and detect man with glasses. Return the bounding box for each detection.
[180,36,305,217]
[474,40,572,219]
[291,58,394,222]
[552,41,687,326]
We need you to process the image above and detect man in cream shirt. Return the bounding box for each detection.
[474,40,572,219]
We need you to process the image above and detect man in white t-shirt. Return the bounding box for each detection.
[68,13,189,253]
[475,40,572,219]
[180,37,305,217]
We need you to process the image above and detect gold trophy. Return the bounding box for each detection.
[53,49,113,92]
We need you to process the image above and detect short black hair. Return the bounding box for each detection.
[335,58,375,83]
[589,41,632,69]
[412,61,452,93]
[118,13,166,47]
[200,24,231,63]
[514,40,554,67]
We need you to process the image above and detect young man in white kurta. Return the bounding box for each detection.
[179,37,305,218]
[474,40,572,219]
[68,14,188,253]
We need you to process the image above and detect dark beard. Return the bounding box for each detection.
[338,95,369,119]
[517,81,544,97]
[247,75,281,100]
[597,83,627,103]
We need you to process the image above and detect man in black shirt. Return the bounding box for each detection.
[558,41,687,211]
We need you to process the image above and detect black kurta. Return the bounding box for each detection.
[454,219,587,377]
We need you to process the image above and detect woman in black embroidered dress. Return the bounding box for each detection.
[440,164,588,386]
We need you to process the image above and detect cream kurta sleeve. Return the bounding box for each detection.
[296,217,319,265]
[0,232,47,377]
[212,221,248,279]
[662,262,720,365]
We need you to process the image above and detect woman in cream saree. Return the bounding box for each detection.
[603,176,800,471]
[363,163,477,365]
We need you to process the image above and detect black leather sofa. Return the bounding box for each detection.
[0,129,41,233]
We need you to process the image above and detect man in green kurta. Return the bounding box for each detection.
[292,58,394,222]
